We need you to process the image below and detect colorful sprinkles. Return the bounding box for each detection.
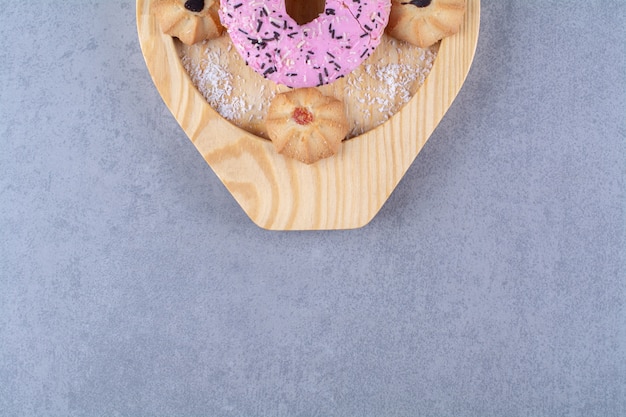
[219,0,391,88]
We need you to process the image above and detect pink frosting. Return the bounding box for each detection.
[219,0,391,88]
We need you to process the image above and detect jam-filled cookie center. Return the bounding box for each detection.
[292,107,314,126]
[402,0,432,7]
[184,0,204,13]
[285,0,326,25]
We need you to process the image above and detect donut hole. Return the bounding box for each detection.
[285,0,326,25]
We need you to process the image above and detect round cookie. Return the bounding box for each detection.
[266,88,349,164]
[152,0,223,45]
[386,0,466,48]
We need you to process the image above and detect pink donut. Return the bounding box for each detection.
[219,0,391,88]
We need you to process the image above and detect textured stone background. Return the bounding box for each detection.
[1,1,625,416]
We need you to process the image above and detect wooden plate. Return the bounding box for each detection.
[136,0,481,230]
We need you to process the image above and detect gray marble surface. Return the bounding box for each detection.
[1,1,625,416]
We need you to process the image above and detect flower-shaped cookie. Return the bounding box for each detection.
[152,0,223,45]
[387,0,466,48]
[266,88,349,164]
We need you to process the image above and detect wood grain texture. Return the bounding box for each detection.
[137,0,480,230]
